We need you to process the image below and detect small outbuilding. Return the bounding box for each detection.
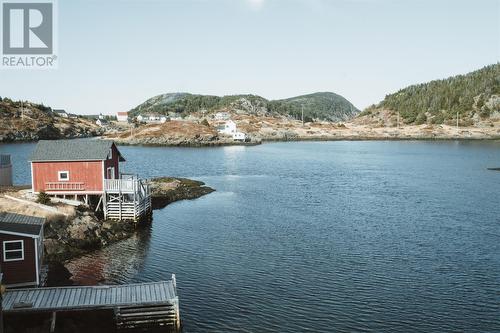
[116,111,129,122]
[96,118,109,127]
[216,120,247,141]
[0,212,45,287]
[52,109,68,118]
[30,140,151,221]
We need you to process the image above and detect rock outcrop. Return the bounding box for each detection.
[149,177,215,209]
[44,210,135,262]
[41,177,215,263]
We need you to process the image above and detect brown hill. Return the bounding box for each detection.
[0,98,102,142]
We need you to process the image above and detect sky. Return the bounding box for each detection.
[1,0,499,115]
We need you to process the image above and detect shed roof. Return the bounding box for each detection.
[30,140,125,162]
[0,212,44,236]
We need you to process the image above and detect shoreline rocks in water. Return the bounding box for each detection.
[149,177,215,209]
[0,177,215,285]
[43,177,214,263]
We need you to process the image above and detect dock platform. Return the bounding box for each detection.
[3,276,180,332]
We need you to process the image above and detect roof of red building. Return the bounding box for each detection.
[30,140,125,162]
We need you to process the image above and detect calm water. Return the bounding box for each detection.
[2,141,500,332]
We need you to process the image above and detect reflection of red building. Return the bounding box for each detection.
[30,140,124,196]
[0,212,44,287]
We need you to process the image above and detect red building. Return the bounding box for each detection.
[30,140,125,197]
[29,140,151,221]
[0,212,45,287]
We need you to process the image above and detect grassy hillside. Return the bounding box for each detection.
[0,97,102,142]
[129,92,360,122]
[360,64,500,125]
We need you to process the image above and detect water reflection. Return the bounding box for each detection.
[65,227,152,285]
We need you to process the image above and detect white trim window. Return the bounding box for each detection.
[58,170,69,181]
[3,240,24,261]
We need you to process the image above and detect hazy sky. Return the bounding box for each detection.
[1,0,499,114]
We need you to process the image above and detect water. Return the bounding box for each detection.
[2,141,500,332]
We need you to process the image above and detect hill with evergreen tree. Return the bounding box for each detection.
[357,64,500,126]
[129,92,360,122]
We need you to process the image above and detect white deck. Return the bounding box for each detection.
[103,177,152,221]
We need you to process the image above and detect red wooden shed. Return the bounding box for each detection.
[30,140,125,196]
[29,140,151,221]
[0,212,45,287]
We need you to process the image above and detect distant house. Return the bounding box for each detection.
[98,113,105,120]
[217,120,237,135]
[214,112,230,121]
[136,114,167,124]
[233,132,246,141]
[216,120,247,141]
[116,111,129,122]
[53,109,68,118]
[96,118,109,127]
[0,212,45,287]
[68,113,78,119]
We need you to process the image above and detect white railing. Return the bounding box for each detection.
[46,182,85,191]
[104,179,137,192]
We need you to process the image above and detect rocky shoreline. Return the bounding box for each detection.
[104,116,500,146]
[47,177,214,260]
[149,177,215,209]
[0,178,215,286]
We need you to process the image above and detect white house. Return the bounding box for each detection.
[96,118,109,127]
[137,114,167,123]
[116,111,129,122]
[217,120,237,135]
[233,132,246,141]
[216,120,246,141]
[53,109,68,118]
[98,113,105,120]
[214,112,230,121]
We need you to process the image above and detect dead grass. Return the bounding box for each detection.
[0,195,75,223]
[109,120,218,140]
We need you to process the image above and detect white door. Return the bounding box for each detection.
[107,167,115,179]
